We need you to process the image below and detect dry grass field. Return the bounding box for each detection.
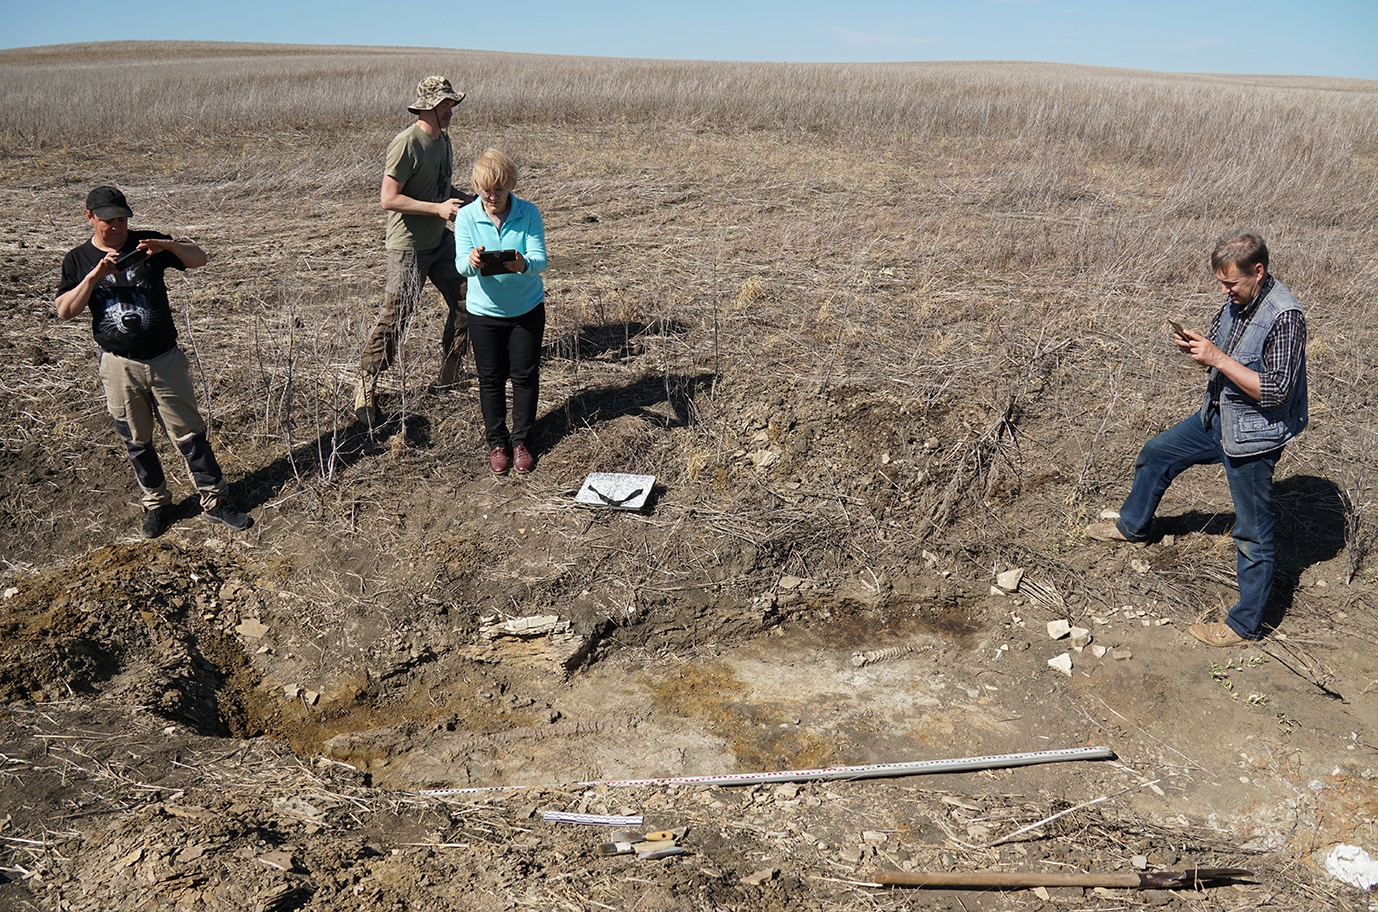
[2,42,1378,912]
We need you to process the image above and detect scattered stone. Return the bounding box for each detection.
[1132,854,1149,870]
[236,617,269,639]
[749,449,780,468]
[742,867,779,885]
[778,575,803,590]
[283,684,301,700]
[1047,619,1071,639]
[2,587,17,599]
[996,568,1024,592]
[1070,627,1092,649]
[862,831,888,844]
[1048,653,1073,676]
[1091,644,1109,658]
[257,849,296,872]
[304,689,321,706]
[1112,648,1133,660]
[274,796,326,822]
[1130,559,1151,574]
[839,846,866,864]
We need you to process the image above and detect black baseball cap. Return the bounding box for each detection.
[86,186,133,219]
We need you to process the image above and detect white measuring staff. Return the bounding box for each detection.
[417,747,1115,797]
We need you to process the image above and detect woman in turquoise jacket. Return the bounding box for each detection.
[455,149,549,475]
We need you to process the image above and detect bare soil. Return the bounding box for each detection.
[2,75,1377,912]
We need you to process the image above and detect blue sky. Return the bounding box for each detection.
[4,0,1375,80]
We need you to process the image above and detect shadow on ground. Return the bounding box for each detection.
[233,415,432,511]
[544,319,690,362]
[534,371,714,450]
[1148,473,1347,629]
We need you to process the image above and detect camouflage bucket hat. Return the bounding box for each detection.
[408,76,465,114]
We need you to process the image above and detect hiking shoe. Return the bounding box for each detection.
[204,499,253,531]
[513,443,535,474]
[354,376,381,428]
[488,446,511,475]
[1188,621,1250,648]
[1086,522,1132,543]
[141,505,172,539]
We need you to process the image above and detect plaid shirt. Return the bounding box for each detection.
[1205,275,1307,411]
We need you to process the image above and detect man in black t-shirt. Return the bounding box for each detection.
[56,186,252,539]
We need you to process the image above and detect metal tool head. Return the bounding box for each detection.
[1142,868,1254,888]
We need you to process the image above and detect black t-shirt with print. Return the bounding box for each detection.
[58,230,185,359]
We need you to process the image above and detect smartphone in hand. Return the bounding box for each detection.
[1168,319,1189,340]
[115,247,149,270]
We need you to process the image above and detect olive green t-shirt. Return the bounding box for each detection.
[383,122,453,252]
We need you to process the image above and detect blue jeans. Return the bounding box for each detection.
[1116,414,1280,639]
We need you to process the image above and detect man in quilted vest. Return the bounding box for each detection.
[1087,230,1308,647]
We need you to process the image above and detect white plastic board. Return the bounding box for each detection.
[575,473,655,511]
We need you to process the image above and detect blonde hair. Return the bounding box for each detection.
[472,148,518,193]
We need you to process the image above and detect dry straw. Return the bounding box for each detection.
[3,41,1377,596]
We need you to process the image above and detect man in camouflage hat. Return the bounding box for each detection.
[355,76,473,427]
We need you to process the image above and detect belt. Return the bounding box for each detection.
[102,344,176,362]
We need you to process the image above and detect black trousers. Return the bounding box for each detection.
[468,303,545,449]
